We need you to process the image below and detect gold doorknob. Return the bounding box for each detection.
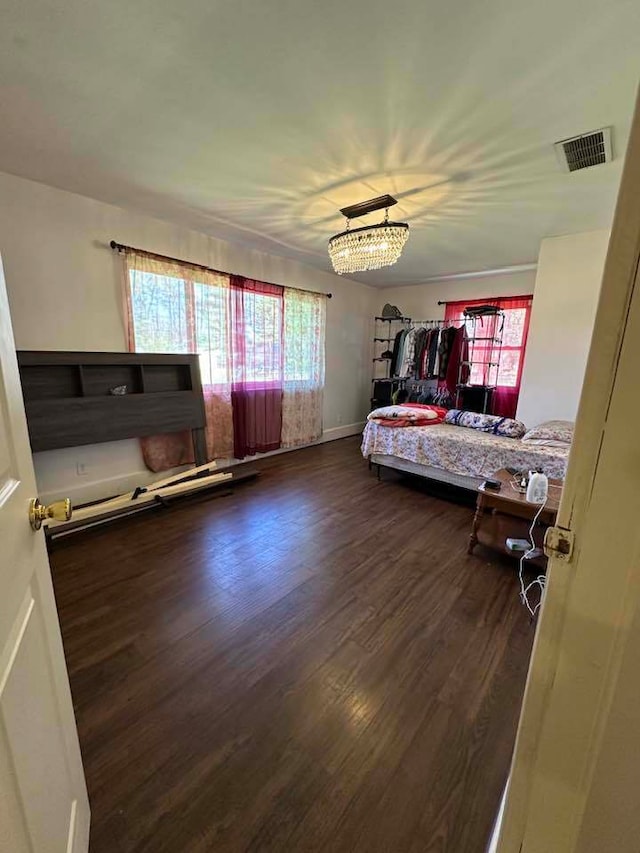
[29,498,72,531]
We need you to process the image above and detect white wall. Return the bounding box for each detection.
[375,270,536,323]
[517,230,610,428]
[0,172,375,502]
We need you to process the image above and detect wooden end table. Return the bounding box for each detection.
[468,469,562,560]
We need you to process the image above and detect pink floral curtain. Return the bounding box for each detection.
[123,251,233,470]
[281,288,326,447]
[121,251,326,470]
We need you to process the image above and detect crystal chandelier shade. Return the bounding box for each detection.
[327,195,409,275]
[328,221,409,275]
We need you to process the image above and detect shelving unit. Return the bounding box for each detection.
[371,315,411,408]
[455,309,505,413]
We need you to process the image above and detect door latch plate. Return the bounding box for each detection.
[543,526,575,562]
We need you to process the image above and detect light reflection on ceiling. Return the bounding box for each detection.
[0,0,637,285]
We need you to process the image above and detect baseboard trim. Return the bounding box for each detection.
[221,421,364,463]
[38,423,365,505]
[318,422,365,443]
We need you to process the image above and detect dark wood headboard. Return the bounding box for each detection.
[17,351,207,464]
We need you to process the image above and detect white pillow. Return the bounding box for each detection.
[367,405,440,421]
[522,420,574,446]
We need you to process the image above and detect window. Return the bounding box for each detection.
[444,295,533,417]
[128,268,324,388]
[458,305,529,388]
[235,289,283,386]
[193,280,231,385]
[283,291,325,385]
[129,269,231,384]
[129,270,193,354]
[123,249,326,462]
[495,306,529,388]
[445,296,532,388]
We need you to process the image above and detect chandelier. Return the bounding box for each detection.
[328,194,409,275]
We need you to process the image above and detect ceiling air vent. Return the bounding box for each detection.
[554,127,613,172]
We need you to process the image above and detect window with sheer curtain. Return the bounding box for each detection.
[122,250,326,469]
[443,295,533,418]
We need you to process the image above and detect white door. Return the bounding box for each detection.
[0,257,89,852]
[494,91,640,850]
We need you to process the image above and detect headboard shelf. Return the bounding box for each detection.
[79,363,144,396]
[17,351,207,462]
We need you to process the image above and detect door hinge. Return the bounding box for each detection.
[543,526,575,563]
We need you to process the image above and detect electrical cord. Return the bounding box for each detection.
[519,498,548,617]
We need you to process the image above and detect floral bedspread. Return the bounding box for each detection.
[361,421,570,480]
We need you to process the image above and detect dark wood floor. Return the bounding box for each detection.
[50,437,535,853]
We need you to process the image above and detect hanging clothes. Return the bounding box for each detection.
[420,335,431,379]
[445,326,469,395]
[427,329,440,377]
[390,329,406,376]
[418,329,429,378]
[413,328,428,378]
[438,327,457,380]
[398,328,417,377]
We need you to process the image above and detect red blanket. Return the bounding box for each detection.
[370,404,447,428]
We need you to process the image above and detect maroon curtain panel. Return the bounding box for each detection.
[230,275,284,459]
[231,388,283,458]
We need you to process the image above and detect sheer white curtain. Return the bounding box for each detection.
[281,288,326,447]
[123,251,234,469]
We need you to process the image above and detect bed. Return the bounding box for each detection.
[361,420,570,491]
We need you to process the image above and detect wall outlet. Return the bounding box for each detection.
[76,462,88,477]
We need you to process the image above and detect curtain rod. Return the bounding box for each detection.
[109,241,332,299]
[436,296,532,305]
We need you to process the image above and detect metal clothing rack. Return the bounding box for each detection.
[372,314,412,369]
[371,315,412,408]
[372,305,505,413]
[371,316,452,409]
[455,309,505,413]
[408,319,448,327]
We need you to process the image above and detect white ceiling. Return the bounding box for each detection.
[1,0,638,286]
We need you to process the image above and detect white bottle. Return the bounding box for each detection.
[526,470,548,504]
